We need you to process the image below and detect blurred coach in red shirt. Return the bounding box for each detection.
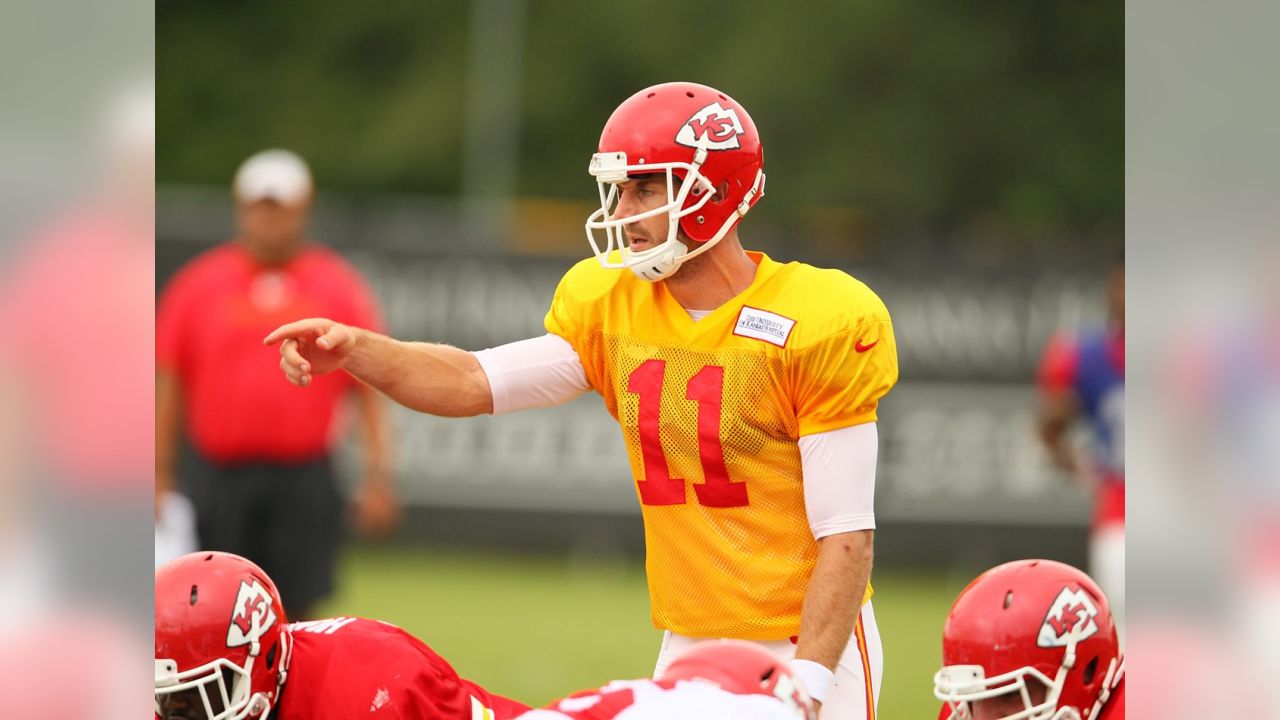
[156,149,397,619]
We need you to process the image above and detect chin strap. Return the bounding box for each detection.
[275,625,295,696]
[1085,657,1123,719]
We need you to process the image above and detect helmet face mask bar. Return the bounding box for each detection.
[934,663,1076,720]
[585,148,718,282]
[154,657,267,720]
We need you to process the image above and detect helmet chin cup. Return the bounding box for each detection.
[584,151,712,282]
[622,237,688,281]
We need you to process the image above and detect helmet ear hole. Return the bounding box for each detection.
[714,180,730,203]
[1082,656,1099,686]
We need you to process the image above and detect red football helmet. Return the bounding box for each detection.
[585,81,766,281]
[934,560,1124,720]
[155,552,292,720]
[659,640,817,720]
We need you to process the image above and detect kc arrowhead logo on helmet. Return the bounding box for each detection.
[227,579,278,648]
[1037,587,1100,648]
[675,102,746,150]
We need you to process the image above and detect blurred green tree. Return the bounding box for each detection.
[158,0,1120,254]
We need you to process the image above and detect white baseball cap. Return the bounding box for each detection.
[233,149,313,204]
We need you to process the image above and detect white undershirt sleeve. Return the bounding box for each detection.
[799,422,879,540]
[473,333,591,415]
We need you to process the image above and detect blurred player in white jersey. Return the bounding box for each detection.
[518,640,816,720]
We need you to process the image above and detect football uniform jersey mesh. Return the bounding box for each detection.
[548,253,894,640]
[585,330,817,639]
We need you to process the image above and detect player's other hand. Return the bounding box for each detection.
[351,478,401,540]
[264,318,358,387]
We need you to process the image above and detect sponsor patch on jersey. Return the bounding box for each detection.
[1037,587,1100,648]
[675,102,746,150]
[226,579,278,648]
[733,306,796,347]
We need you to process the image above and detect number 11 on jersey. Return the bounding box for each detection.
[626,359,749,508]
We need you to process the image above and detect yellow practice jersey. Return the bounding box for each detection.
[545,251,898,639]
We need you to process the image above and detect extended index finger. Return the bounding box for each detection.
[263,318,328,346]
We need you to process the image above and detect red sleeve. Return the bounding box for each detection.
[328,258,384,395]
[283,619,530,720]
[349,268,384,334]
[1037,331,1080,394]
[331,255,384,334]
[462,677,533,720]
[371,624,529,720]
[938,705,954,720]
[155,265,198,373]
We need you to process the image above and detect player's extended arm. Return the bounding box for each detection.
[1036,332,1082,475]
[791,423,880,705]
[1037,389,1082,475]
[265,318,495,417]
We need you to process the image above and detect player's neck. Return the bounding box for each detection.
[238,236,304,267]
[662,234,758,312]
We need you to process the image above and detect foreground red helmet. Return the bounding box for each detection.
[934,560,1123,720]
[659,640,816,720]
[585,81,766,281]
[155,552,292,719]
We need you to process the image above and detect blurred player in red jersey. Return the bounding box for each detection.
[157,149,398,619]
[154,552,529,720]
[517,640,816,720]
[267,81,895,718]
[934,560,1124,720]
[1036,259,1125,630]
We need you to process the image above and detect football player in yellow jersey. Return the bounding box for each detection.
[265,82,898,719]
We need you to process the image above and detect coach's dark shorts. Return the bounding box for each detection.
[185,454,342,617]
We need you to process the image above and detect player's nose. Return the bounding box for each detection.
[613,188,639,220]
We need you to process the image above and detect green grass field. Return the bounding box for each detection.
[318,545,965,718]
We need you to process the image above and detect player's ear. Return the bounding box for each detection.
[713,179,731,203]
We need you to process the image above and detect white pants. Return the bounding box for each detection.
[155,491,199,569]
[652,601,883,719]
[1090,524,1125,643]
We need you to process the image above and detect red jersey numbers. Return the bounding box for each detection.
[625,360,748,508]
